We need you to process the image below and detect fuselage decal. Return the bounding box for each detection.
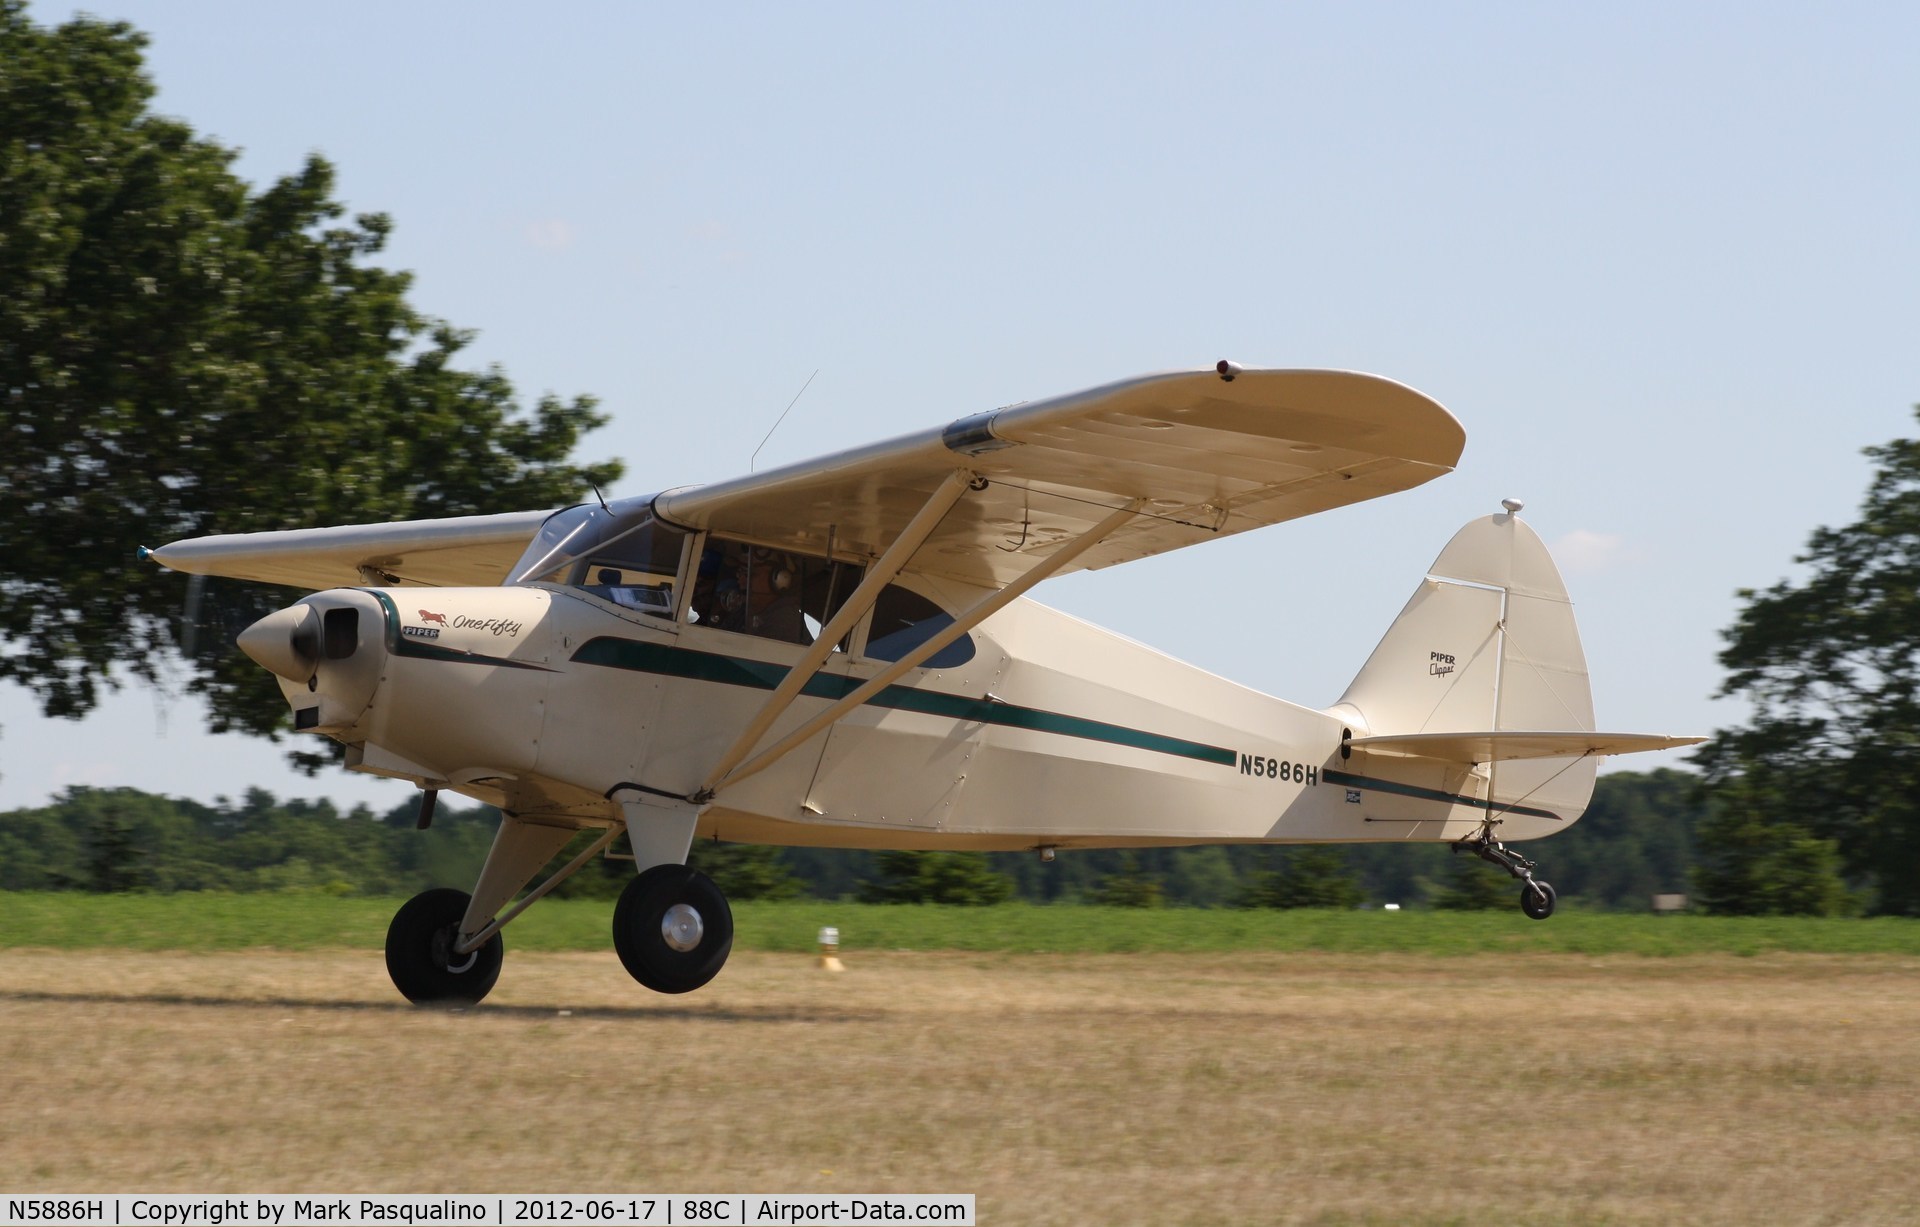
[365,590,556,671]
[571,636,1239,767]
[1320,766,1563,822]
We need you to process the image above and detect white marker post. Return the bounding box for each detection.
[817,926,844,972]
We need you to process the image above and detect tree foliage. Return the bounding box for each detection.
[1238,846,1363,909]
[1090,851,1165,907]
[856,851,1014,906]
[2,773,1725,910]
[1699,411,1920,914]
[1429,856,1515,911]
[1691,777,1853,917]
[1541,768,1700,905]
[0,3,621,742]
[0,786,498,895]
[688,841,805,902]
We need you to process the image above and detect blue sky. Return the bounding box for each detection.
[4,1,1917,811]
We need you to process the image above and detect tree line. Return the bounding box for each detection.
[0,770,1715,912]
[1,5,1914,917]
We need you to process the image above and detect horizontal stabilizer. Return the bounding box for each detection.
[1346,730,1705,764]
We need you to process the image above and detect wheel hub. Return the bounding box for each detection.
[661,903,705,952]
[431,925,480,975]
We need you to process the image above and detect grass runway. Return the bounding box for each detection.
[1,945,1917,1225]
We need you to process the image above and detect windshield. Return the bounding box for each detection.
[507,497,686,608]
[508,503,604,584]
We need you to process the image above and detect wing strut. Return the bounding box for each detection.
[693,469,978,798]
[704,498,1144,799]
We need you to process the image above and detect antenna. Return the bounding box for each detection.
[751,369,819,472]
[589,482,612,513]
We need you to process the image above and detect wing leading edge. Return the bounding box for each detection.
[145,509,553,591]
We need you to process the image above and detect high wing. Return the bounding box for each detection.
[147,367,1462,592]
[654,367,1463,588]
[145,510,553,591]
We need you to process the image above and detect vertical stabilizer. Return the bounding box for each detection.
[1331,507,1593,736]
[1328,507,1598,832]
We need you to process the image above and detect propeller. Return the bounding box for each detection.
[237,604,321,682]
[180,572,207,657]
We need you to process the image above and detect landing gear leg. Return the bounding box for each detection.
[387,819,624,1006]
[1454,825,1557,920]
[607,789,730,994]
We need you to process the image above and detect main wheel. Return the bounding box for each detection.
[1520,880,1557,921]
[385,888,503,1005]
[612,864,734,994]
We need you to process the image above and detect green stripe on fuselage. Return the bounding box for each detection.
[1321,766,1563,822]
[571,636,1239,767]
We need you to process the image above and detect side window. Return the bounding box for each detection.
[689,538,862,648]
[580,521,686,618]
[865,585,976,668]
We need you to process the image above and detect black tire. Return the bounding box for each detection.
[1520,880,1557,921]
[612,864,733,994]
[385,888,503,1005]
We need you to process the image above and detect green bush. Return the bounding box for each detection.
[857,851,1013,905]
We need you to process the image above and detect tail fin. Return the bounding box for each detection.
[1328,505,1601,834]
[1330,506,1594,739]
[1327,505,1701,837]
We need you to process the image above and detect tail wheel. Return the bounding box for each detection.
[1520,880,1557,921]
[385,888,503,1005]
[612,864,733,994]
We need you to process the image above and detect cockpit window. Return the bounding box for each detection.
[508,502,687,618]
[582,524,685,615]
[689,538,863,647]
[681,535,976,665]
[864,585,976,668]
[509,504,601,585]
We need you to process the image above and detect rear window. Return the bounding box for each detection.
[865,586,975,668]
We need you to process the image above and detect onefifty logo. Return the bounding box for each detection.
[452,615,524,638]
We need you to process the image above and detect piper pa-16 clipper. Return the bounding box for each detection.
[148,365,1701,1005]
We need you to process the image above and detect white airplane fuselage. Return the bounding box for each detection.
[283,570,1573,856]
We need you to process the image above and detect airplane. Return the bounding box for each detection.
[145,364,1702,1005]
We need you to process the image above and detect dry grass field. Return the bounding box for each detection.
[1,948,1916,1225]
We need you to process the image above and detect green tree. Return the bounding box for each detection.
[1160,846,1238,907]
[83,801,143,892]
[1691,776,1852,916]
[0,3,621,745]
[1429,856,1514,911]
[688,841,803,901]
[1547,769,1703,909]
[857,850,1013,906]
[1700,409,1920,914]
[1091,852,1164,908]
[1240,847,1363,909]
